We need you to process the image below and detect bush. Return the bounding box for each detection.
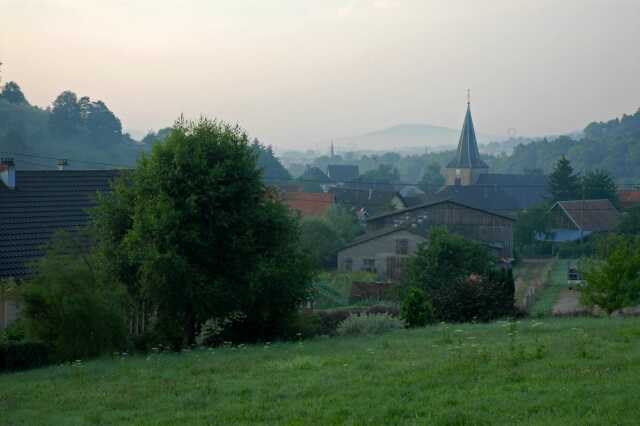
[314,304,400,336]
[431,269,516,323]
[336,313,404,337]
[401,288,434,328]
[195,312,246,347]
[21,231,128,361]
[0,341,49,372]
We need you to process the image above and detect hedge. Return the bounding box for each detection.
[0,341,49,372]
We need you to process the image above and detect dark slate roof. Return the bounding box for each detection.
[367,198,516,222]
[329,187,399,216]
[427,185,520,217]
[0,170,120,279]
[476,173,549,209]
[554,199,620,232]
[301,166,333,183]
[326,165,359,183]
[447,104,489,169]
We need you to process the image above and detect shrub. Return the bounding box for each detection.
[336,313,404,337]
[195,312,246,347]
[401,288,434,328]
[0,341,49,372]
[431,269,515,323]
[21,231,128,361]
[314,304,400,336]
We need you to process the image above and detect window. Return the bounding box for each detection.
[395,239,409,255]
[342,258,353,272]
[362,258,376,273]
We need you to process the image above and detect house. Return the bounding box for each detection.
[281,190,334,217]
[0,158,120,328]
[330,187,406,218]
[541,199,621,242]
[442,99,549,210]
[618,190,640,210]
[337,199,515,280]
[327,165,359,184]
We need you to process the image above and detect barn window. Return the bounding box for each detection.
[395,239,409,255]
[362,258,376,272]
[343,258,353,272]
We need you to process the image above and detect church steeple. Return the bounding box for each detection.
[445,92,489,185]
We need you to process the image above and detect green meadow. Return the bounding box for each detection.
[2,317,640,425]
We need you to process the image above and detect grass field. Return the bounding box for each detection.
[3,317,640,425]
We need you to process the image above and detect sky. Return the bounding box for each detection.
[2,0,640,150]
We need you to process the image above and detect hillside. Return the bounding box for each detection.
[2,317,640,425]
[331,123,498,151]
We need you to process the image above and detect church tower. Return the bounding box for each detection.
[445,93,489,186]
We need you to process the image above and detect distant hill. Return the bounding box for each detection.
[330,123,498,151]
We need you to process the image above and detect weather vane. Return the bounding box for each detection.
[467,88,471,105]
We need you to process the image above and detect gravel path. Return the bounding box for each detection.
[552,289,590,316]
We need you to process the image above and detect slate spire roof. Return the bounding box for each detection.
[447,103,489,169]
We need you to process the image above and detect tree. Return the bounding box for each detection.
[49,91,82,137]
[582,169,618,205]
[418,162,445,194]
[359,164,399,184]
[252,139,291,183]
[324,204,362,243]
[514,203,550,248]
[83,100,123,144]
[548,156,581,201]
[1,81,28,105]
[581,237,640,314]
[93,118,314,347]
[404,228,495,295]
[618,206,640,235]
[400,288,434,327]
[299,217,344,268]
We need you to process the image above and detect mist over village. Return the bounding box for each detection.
[2,1,640,424]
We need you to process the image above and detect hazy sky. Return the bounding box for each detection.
[2,0,640,149]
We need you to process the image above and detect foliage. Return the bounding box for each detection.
[400,288,434,328]
[581,236,640,314]
[1,81,28,105]
[548,156,580,201]
[305,305,401,337]
[358,164,399,184]
[404,228,495,295]
[581,169,618,205]
[252,138,291,182]
[514,203,550,248]
[418,162,445,194]
[431,269,516,323]
[324,204,363,242]
[299,217,344,268]
[93,118,314,347]
[618,206,640,235]
[195,312,246,347]
[0,341,49,372]
[20,231,128,361]
[336,313,404,336]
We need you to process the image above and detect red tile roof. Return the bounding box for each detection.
[282,192,334,217]
[618,190,640,208]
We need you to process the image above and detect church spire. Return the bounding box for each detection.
[446,94,488,170]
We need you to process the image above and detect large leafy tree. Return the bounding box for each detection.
[581,169,618,205]
[49,91,82,137]
[418,162,445,194]
[1,81,28,105]
[93,119,313,347]
[549,156,580,201]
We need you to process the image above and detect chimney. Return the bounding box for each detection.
[0,158,16,189]
[56,159,68,171]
